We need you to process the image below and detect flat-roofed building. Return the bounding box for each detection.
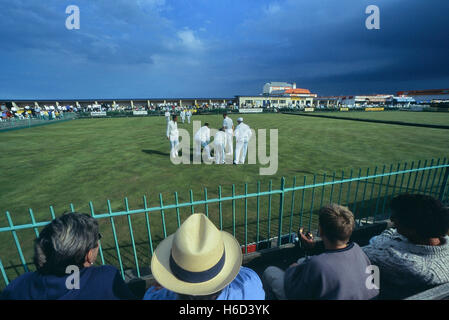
[341,95,393,107]
[396,89,449,103]
[236,95,313,108]
[263,82,295,95]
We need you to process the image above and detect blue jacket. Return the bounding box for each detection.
[1,265,136,300]
[143,267,265,300]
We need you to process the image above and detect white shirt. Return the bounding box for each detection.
[194,126,210,142]
[234,122,252,142]
[166,120,179,140]
[214,131,227,145]
[187,111,192,117]
[165,111,170,118]
[223,117,233,131]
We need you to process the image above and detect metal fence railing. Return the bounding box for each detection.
[0,158,448,288]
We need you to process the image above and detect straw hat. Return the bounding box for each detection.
[150,213,243,296]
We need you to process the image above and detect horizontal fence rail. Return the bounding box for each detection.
[0,158,448,288]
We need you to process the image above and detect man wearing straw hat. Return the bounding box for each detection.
[143,213,265,300]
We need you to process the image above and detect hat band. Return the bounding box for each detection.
[169,249,226,283]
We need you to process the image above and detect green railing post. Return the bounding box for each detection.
[389,163,401,202]
[143,195,154,256]
[107,200,125,280]
[0,258,9,286]
[358,167,370,226]
[308,175,317,231]
[159,194,167,239]
[352,169,362,218]
[28,209,39,238]
[256,181,260,244]
[397,162,408,195]
[337,170,344,205]
[172,192,181,228]
[373,165,386,222]
[435,158,447,197]
[329,172,336,204]
[319,173,326,210]
[124,198,140,278]
[89,201,105,265]
[423,159,434,194]
[429,158,441,197]
[299,176,307,228]
[411,160,422,192]
[49,206,56,220]
[218,186,223,230]
[5,211,29,273]
[345,169,354,207]
[244,183,248,253]
[365,166,378,224]
[267,180,272,241]
[189,190,195,215]
[288,177,297,238]
[405,161,415,193]
[417,160,428,192]
[204,188,209,217]
[277,177,285,247]
[439,165,449,201]
[232,184,236,237]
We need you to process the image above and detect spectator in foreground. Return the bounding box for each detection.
[143,213,265,300]
[1,212,135,300]
[263,204,379,300]
[363,194,449,299]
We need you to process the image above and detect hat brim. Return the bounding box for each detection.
[150,231,242,296]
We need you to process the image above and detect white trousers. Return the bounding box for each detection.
[187,117,191,124]
[225,130,233,156]
[234,140,248,164]
[194,139,211,159]
[214,143,225,164]
[169,139,179,158]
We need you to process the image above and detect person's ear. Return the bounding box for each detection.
[85,248,96,266]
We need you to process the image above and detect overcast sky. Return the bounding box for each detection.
[1,0,448,99]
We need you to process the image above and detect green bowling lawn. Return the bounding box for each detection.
[1,112,448,286]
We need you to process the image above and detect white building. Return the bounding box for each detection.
[263,82,296,95]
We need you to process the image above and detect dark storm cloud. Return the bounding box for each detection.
[232,0,449,95]
[0,0,448,98]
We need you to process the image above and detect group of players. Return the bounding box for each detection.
[166,112,253,165]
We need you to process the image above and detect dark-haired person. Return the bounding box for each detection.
[263,204,379,300]
[363,193,449,299]
[1,212,136,300]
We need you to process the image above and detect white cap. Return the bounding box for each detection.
[237,117,243,122]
